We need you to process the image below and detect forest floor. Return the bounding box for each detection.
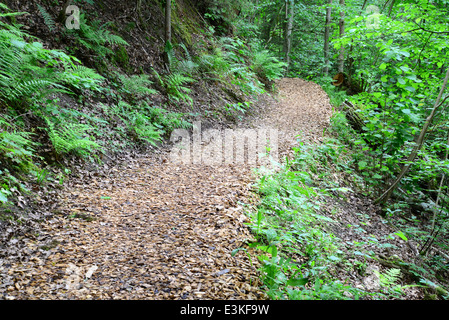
[0,78,426,300]
[0,78,335,300]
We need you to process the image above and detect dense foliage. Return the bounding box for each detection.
[206,0,449,299]
[0,0,448,300]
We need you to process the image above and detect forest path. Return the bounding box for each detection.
[2,78,332,300]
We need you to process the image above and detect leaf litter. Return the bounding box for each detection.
[0,79,343,300]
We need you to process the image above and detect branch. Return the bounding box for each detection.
[412,21,449,34]
[374,65,449,205]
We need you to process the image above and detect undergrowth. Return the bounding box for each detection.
[243,106,448,300]
[243,144,369,300]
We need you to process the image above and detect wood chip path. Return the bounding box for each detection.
[1,78,332,300]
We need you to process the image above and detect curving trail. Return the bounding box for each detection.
[251,78,333,160]
[1,79,332,300]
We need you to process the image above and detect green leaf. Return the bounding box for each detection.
[380,63,387,70]
[0,189,8,203]
[394,231,408,241]
[358,161,368,169]
[31,42,43,49]
[231,248,241,256]
[402,109,411,114]
[257,245,278,257]
[286,277,309,287]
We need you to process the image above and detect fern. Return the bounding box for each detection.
[117,73,158,101]
[0,130,35,171]
[161,42,197,102]
[250,44,287,82]
[108,101,162,146]
[198,48,233,77]
[36,4,56,32]
[0,4,27,30]
[44,117,102,158]
[67,65,104,80]
[58,65,104,91]
[66,14,128,58]
[374,268,402,287]
[142,103,192,133]
[165,42,198,76]
[126,112,162,146]
[0,9,104,105]
[0,114,36,172]
[164,73,194,103]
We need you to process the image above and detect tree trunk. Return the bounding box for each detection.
[337,0,345,73]
[361,0,368,10]
[57,0,72,23]
[388,0,396,16]
[165,0,172,45]
[163,0,172,67]
[283,0,294,75]
[375,65,449,205]
[323,0,332,76]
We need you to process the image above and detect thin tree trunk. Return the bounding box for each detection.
[163,0,172,67]
[429,131,449,234]
[323,0,332,76]
[375,65,449,205]
[284,0,294,75]
[361,0,368,10]
[337,0,345,73]
[165,0,172,45]
[58,0,72,23]
[388,0,396,16]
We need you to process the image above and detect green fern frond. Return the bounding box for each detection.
[67,14,128,58]
[44,117,102,157]
[165,42,198,76]
[0,128,35,171]
[57,65,104,90]
[101,30,128,46]
[117,73,158,100]
[374,268,402,287]
[176,60,199,76]
[69,65,104,80]
[36,4,55,32]
[251,48,287,81]
[164,73,194,103]
[123,111,162,146]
